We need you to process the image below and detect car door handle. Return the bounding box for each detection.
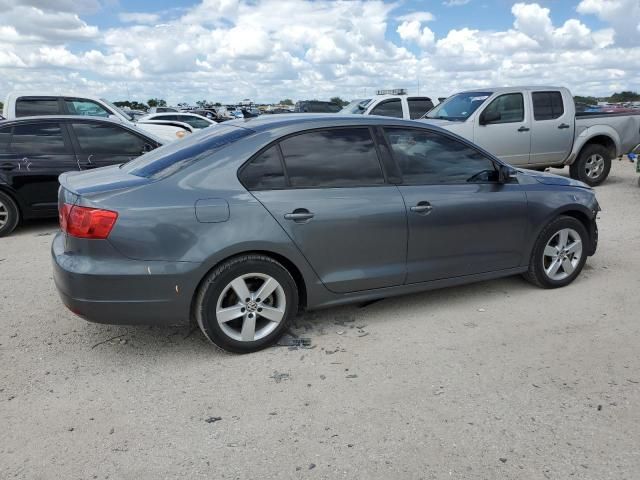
[558,123,570,129]
[410,202,433,214]
[284,209,315,222]
[517,126,530,132]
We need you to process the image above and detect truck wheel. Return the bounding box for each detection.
[0,191,20,237]
[569,144,611,186]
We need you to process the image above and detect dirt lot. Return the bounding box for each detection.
[1,160,640,480]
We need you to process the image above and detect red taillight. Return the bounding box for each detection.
[59,203,118,239]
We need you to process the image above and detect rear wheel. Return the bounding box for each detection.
[195,254,298,353]
[569,144,611,186]
[524,216,588,289]
[0,191,19,237]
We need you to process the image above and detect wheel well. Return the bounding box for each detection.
[189,250,308,323]
[581,135,616,159]
[0,187,22,220]
[560,210,595,249]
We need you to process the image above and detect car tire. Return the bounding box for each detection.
[523,216,589,289]
[195,254,299,353]
[569,144,611,186]
[0,191,20,237]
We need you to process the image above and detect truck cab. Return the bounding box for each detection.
[341,89,434,120]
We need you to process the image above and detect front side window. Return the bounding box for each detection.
[279,128,384,188]
[408,98,434,119]
[10,122,68,155]
[72,123,147,155]
[481,93,524,124]
[15,98,60,117]
[65,99,111,117]
[533,91,564,120]
[370,99,403,118]
[385,128,497,184]
[426,92,492,121]
[239,146,286,190]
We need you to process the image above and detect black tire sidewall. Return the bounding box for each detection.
[198,257,298,353]
[531,217,589,288]
[0,191,19,237]
[571,144,611,186]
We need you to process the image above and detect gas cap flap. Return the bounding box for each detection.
[194,198,229,223]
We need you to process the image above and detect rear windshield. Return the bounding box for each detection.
[123,124,253,179]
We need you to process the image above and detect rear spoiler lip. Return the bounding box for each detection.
[58,170,151,197]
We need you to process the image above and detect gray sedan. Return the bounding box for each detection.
[52,115,600,353]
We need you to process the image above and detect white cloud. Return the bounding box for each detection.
[577,0,640,46]
[396,12,435,23]
[443,0,471,6]
[397,20,435,48]
[119,12,160,24]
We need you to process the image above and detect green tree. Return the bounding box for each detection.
[573,95,599,106]
[196,100,208,108]
[214,102,222,107]
[279,99,293,106]
[330,96,348,106]
[608,91,640,103]
[147,98,167,108]
[0,101,3,112]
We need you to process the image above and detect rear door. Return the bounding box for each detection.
[383,127,528,283]
[0,121,77,215]
[407,97,434,119]
[14,97,63,117]
[473,92,531,166]
[243,127,408,293]
[369,99,404,119]
[69,121,155,169]
[529,90,574,165]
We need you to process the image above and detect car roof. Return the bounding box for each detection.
[456,86,565,94]
[0,115,124,125]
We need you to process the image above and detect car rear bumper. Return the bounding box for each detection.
[51,233,198,326]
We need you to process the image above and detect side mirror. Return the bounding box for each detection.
[498,165,518,183]
[480,110,501,125]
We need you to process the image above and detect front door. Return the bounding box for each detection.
[473,92,531,166]
[241,128,408,293]
[383,127,528,283]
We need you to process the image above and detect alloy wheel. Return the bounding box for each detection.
[585,154,605,180]
[0,199,8,228]
[542,228,583,281]
[215,273,286,342]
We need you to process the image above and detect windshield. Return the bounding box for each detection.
[425,92,492,121]
[101,98,134,122]
[340,99,372,114]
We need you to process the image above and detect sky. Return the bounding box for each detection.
[0,0,639,105]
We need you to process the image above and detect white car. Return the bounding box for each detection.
[139,112,217,130]
[2,92,191,143]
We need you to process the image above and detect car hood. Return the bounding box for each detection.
[517,168,591,189]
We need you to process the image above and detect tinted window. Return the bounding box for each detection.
[533,91,564,120]
[370,99,403,118]
[482,93,524,123]
[0,126,11,153]
[72,123,147,155]
[11,122,69,154]
[181,116,211,128]
[15,98,60,117]
[385,128,497,184]
[239,146,286,190]
[408,98,434,119]
[65,99,111,117]
[279,128,384,188]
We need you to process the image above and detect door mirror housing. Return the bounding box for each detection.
[480,110,501,125]
[498,165,518,183]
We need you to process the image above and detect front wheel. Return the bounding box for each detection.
[569,144,611,186]
[0,191,20,237]
[195,254,298,353]
[523,216,589,289]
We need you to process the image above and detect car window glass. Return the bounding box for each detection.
[385,128,498,184]
[72,123,147,155]
[482,93,524,123]
[0,126,11,153]
[239,145,286,190]
[532,91,564,120]
[65,99,111,117]
[182,116,210,128]
[408,98,434,119]
[15,98,60,117]
[10,122,68,154]
[370,99,403,118]
[279,128,384,188]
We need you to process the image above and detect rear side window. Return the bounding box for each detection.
[10,122,69,155]
[181,116,211,129]
[279,128,384,188]
[72,123,148,155]
[532,91,564,120]
[15,98,60,117]
[239,146,286,190]
[370,99,403,118]
[0,126,11,153]
[408,98,434,119]
[65,99,111,117]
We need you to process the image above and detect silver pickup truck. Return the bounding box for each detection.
[421,86,640,185]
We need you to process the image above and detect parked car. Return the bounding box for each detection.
[0,116,161,236]
[3,93,190,143]
[148,107,178,113]
[422,86,640,186]
[53,114,599,353]
[139,112,217,130]
[294,101,342,113]
[340,91,434,119]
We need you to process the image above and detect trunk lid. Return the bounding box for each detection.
[59,164,151,196]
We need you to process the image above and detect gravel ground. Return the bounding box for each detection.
[1,160,640,480]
